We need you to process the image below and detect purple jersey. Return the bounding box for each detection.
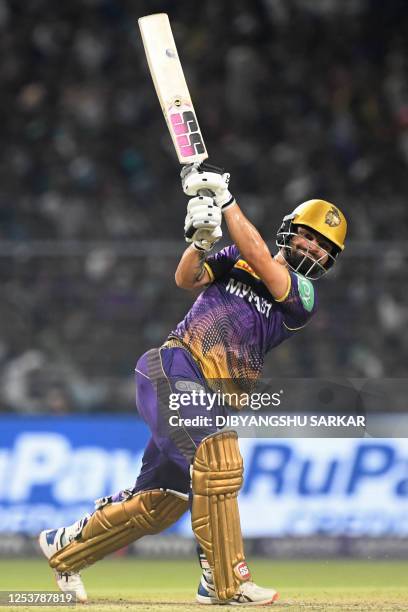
[168,245,318,386]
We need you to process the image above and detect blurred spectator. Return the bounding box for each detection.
[0,0,407,412]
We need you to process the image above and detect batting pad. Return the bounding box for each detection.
[49,490,189,573]
[192,431,250,601]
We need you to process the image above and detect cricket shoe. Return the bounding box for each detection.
[196,573,279,605]
[38,527,88,604]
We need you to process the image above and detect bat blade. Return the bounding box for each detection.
[138,13,208,164]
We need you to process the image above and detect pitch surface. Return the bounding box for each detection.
[1,558,407,611]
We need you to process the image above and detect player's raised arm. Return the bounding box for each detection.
[222,204,290,300]
[175,195,222,290]
[181,164,290,300]
[175,245,211,290]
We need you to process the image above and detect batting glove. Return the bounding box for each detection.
[184,195,222,251]
[190,226,223,252]
[181,163,236,212]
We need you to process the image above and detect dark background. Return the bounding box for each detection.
[0,0,407,413]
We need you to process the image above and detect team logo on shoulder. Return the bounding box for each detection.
[325,206,341,227]
[297,276,314,312]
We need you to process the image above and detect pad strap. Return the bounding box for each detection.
[49,489,188,573]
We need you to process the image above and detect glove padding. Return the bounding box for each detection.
[190,226,222,252]
[181,163,236,211]
[184,195,222,234]
[184,196,222,252]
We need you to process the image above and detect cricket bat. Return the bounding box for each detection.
[138,13,208,165]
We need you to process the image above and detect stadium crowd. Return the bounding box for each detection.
[0,0,407,412]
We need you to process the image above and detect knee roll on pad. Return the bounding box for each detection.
[191,431,250,601]
[49,489,189,573]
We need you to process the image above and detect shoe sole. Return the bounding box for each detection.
[196,591,279,605]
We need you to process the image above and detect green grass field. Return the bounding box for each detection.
[1,558,408,611]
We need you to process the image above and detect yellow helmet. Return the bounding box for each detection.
[276,199,347,279]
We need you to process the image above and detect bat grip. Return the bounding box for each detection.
[184,188,215,240]
[197,188,215,197]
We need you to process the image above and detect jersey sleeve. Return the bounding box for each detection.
[204,245,240,281]
[277,272,318,330]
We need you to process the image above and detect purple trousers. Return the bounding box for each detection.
[132,346,222,496]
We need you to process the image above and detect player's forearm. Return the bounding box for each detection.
[175,245,208,289]
[224,204,272,268]
[224,203,289,298]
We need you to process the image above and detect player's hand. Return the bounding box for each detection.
[181,163,236,211]
[184,196,222,251]
[190,226,223,252]
[184,195,222,234]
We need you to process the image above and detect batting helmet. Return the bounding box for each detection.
[276,199,347,279]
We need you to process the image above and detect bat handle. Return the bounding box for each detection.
[197,188,215,198]
[184,188,215,240]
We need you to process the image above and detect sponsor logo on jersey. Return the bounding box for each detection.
[174,380,205,393]
[225,278,272,317]
[234,259,260,279]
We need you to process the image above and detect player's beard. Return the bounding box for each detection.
[287,246,323,277]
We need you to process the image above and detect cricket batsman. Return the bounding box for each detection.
[39,163,347,605]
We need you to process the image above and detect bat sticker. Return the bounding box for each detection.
[170,110,205,157]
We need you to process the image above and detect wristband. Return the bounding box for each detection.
[221,196,236,211]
